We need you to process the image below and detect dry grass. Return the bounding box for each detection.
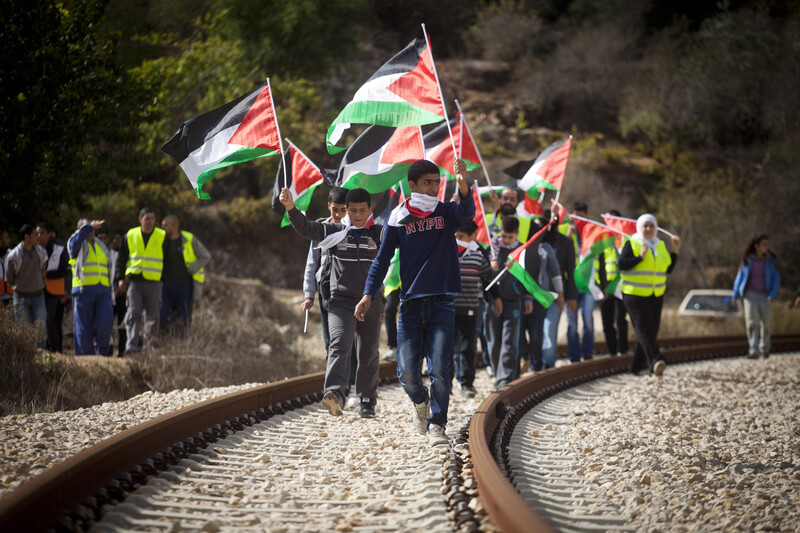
[128,274,325,393]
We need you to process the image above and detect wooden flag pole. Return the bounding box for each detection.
[455,99,494,187]
[421,24,460,180]
[267,78,289,189]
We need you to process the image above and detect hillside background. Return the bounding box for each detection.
[3,0,800,296]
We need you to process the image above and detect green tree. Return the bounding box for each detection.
[0,0,150,232]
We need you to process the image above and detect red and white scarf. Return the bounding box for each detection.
[317,213,375,250]
[387,193,440,227]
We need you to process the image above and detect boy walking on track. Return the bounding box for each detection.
[356,158,473,446]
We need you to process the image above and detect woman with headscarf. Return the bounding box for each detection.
[732,234,779,358]
[618,214,681,375]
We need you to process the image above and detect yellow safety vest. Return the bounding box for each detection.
[181,230,205,284]
[71,241,110,288]
[621,239,670,297]
[485,213,533,242]
[595,247,619,285]
[126,227,166,281]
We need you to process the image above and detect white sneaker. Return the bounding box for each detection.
[411,399,430,435]
[428,424,448,446]
[486,366,494,378]
[346,396,359,409]
[653,360,666,377]
[382,349,396,361]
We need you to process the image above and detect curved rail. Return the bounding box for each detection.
[468,334,800,533]
[1,335,798,532]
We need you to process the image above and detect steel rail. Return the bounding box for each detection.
[1,335,797,532]
[468,334,800,533]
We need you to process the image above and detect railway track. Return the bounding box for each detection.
[1,334,798,532]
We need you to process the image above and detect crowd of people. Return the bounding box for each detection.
[1,209,210,356]
[3,158,791,447]
[280,157,689,446]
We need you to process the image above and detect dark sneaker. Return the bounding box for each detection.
[321,391,343,416]
[653,360,666,377]
[359,398,376,418]
[428,424,448,446]
[412,399,430,435]
[762,352,770,359]
[461,386,476,399]
[746,353,758,359]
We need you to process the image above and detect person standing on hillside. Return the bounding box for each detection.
[160,215,211,334]
[36,222,71,352]
[732,234,779,359]
[115,207,166,353]
[619,214,681,376]
[68,219,114,356]
[4,224,47,327]
[355,159,474,447]
[0,229,14,307]
[280,187,383,419]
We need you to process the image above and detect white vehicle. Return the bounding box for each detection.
[678,289,742,319]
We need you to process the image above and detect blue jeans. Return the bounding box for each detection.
[542,303,562,368]
[396,295,455,428]
[13,292,46,324]
[567,292,595,362]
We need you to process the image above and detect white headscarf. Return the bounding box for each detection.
[634,213,660,257]
[317,213,374,251]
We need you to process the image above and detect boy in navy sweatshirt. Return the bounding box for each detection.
[355,159,473,446]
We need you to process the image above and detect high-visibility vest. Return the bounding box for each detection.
[595,247,619,285]
[0,253,13,296]
[181,231,205,284]
[383,249,401,297]
[125,227,166,281]
[71,241,110,288]
[45,243,66,295]
[485,213,533,242]
[621,239,670,297]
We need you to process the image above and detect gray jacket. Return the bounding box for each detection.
[288,208,382,301]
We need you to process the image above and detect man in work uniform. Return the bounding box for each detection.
[160,214,211,333]
[486,187,533,242]
[115,207,166,353]
[68,219,114,355]
[36,222,71,352]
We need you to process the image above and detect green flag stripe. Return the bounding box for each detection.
[508,261,555,308]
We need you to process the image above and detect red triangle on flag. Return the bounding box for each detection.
[386,45,443,117]
[228,84,281,151]
[524,196,543,217]
[290,145,323,194]
[380,127,425,165]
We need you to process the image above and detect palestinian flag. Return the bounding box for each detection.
[423,114,482,179]
[571,215,624,294]
[507,222,556,308]
[337,125,424,193]
[602,213,637,249]
[163,81,281,199]
[504,137,572,200]
[472,184,493,249]
[271,141,330,227]
[326,37,446,154]
[522,196,544,219]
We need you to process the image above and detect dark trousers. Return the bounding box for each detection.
[525,301,548,371]
[44,292,65,352]
[488,300,522,386]
[623,294,663,373]
[384,289,400,348]
[114,294,127,356]
[601,296,629,355]
[451,313,478,388]
[160,281,193,335]
[321,300,357,391]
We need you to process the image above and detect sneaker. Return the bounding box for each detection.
[321,391,343,416]
[359,398,376,418]
[346,396,359,410]
[762,352,770,359]
[520,358,531,374]
[746,353,758,359]
[461,386,476,399]
[653,360,666,377]
[428,424,448,446]
[486,366,494,378]
[382,349,396,362]
[411,399,430,435]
